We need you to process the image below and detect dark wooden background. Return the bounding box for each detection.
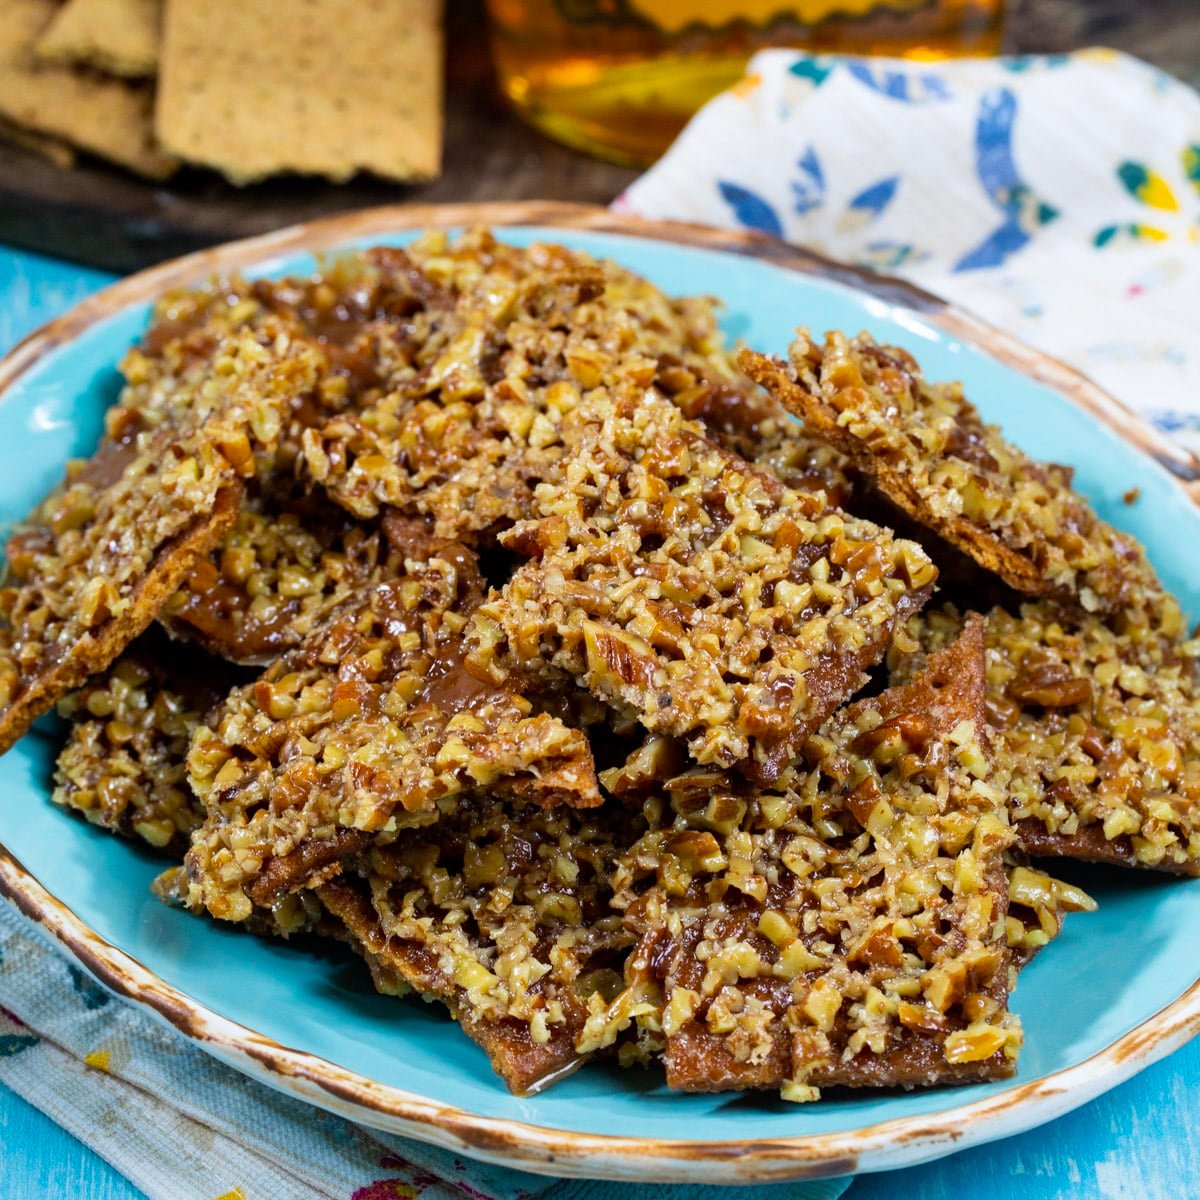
[1,0,1196,272]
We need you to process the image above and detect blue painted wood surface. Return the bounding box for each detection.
[846,1039,1200,1199]
[0,1083,147,1200]
[0,244,1197,1199]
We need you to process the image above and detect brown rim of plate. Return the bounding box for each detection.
[1,202,1199,1184]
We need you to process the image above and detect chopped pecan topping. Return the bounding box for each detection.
[1008,660,1093,708]
[123,246,448,463]
[742,331,1175,627]
[159,481,387,665]
[0,322,305,751]
[303,228,791,540]
[895,601,1200,876]
[319,795,640,1094]
[1005,864,1097,964]
[596,620,1022,1101]
[467,391,935,782]
[53,632,244,851]
[183,546,601,923]
[9,227,1192,1105]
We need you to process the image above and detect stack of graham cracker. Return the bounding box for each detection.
[0,0,443,184]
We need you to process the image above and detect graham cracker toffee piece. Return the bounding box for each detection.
[0,0,175,179]
[319,794,640,1095]
[898,601,1200,877]
[0,324,310,755]
[158,481,384,666]
[467,390,936,783]
[741,332,1169,623]
[670,352,855,508]
[304,228,761,540]
[53,631,243,852]
[35,0,161,79]
[183,545,602,924]
[596,619,1022,1099]
[156,0,443,184]
[123,247,448,493]
[1,483,238,758]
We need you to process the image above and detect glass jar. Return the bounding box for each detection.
[486,0,1005,165]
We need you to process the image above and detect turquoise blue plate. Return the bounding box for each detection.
[1,207,1198,1184]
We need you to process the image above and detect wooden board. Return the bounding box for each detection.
[0,1,639,272]
[0,0,1194,272]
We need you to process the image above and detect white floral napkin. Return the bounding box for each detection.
[616,48,1200,454]
[0,901,850,1200]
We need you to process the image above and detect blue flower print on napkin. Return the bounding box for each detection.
[69,964,112,1011]
[717,182,783,236]
[954,88,1060,271]
[1151,410,1200,436]
[838,175,928,267]
[792,146,826,214]
[841,176,899,231]
[859,241,930,270]
[1001,54,1072,74]
[844,61,953,103]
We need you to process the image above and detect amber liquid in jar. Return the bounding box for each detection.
[486,0,1004,165]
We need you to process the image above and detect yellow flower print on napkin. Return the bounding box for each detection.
[83,1037,130,1075]
[1094,147,1200,246]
